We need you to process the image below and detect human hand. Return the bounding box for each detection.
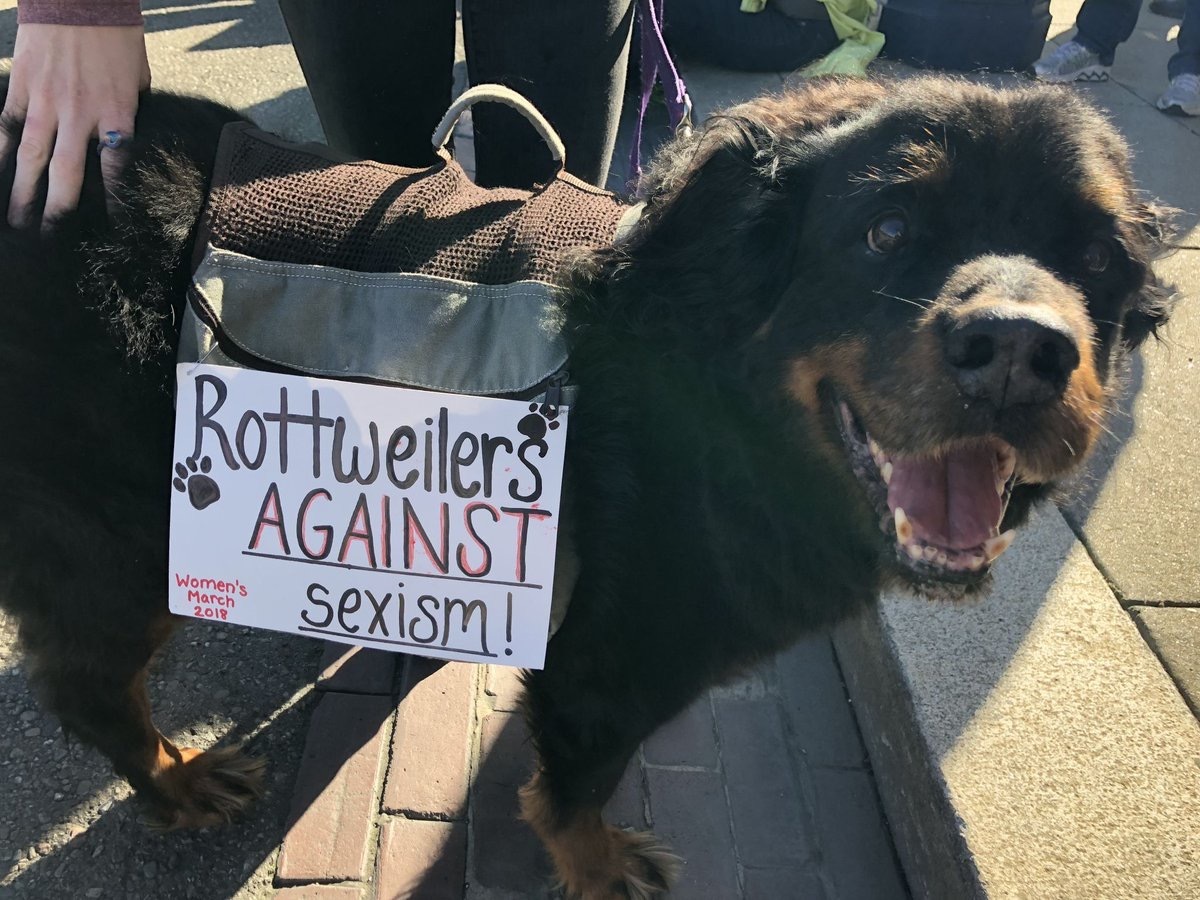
[0,23,150,230]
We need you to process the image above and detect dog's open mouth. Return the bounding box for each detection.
[835,400,1018,583]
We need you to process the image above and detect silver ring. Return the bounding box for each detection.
[97,130,129,152]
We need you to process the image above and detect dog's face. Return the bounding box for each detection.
[629,77,1176,593]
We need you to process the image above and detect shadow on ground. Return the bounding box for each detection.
[1,622,321,899]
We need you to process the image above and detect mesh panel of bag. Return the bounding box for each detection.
[197,124,630,286]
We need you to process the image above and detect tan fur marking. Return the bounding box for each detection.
[853,138,953,188]
[148,739,265,829]
[785,339,869,415]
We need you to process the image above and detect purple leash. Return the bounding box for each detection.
[630,0,693,191]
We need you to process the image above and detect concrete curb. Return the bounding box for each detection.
[834,608,982,900]
[834,506,1200,899]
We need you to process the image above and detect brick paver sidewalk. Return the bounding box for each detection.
[270,637,907,899]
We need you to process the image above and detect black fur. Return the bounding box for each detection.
[0,76,1179,894]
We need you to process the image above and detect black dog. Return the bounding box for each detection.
[0,76,1176,898]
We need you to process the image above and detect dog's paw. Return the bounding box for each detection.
[146,744,265,829]
[173,456,221,510]
[607,828,680,900]
[559,827,680,900]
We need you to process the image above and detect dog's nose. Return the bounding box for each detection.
[944,308,1080,408]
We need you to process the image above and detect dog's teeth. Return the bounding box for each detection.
[840,403,856,433]
[984,529,1017,562]
[935,551,949,567]
[967,553,986,571]
[894,508,913,544]
[869,439,883,465]
[881,461,893,484]
[905,542,923,561]
[923,545,938,561]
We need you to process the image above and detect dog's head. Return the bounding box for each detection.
[617,77,1178,593]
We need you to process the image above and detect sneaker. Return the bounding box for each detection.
[1032,40,1110,83]
[1156,74,1200,116]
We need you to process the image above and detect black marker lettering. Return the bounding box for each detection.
[442,597,488,653]
[337,588,362,633]
[386,426,419,489]
[450,432,481,498]
[480,434,513,498]
[511,438,546,503]
[501,507,553,583]
[301,582,333,628]
[333,418,381,485]
[236,410,267,470]
[410,595,440,644]
[297,488,333,560]
[456,503,498,577]
[249,483,290,554]
[264,388,335,478]
[338,493,378,568]
[366,590,391,636]
[438,407,449,494]
[192,373,239,469]
[402,498,449,574]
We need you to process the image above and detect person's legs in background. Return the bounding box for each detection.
[277,0,456,167]
[662,0,838,74]
[278,0,634,190]
[462,0,635,189]
[1157,0,1200,114]
[1033,0,1141,81]
[1151,0,1187,20]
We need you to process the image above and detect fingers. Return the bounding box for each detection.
[3,24,149,230]
[97,116,136,220]
[7,108,54,229]
[42,120,92,230]
[7,113,137,231]
[2,60,37,225]
[0,97,28,174]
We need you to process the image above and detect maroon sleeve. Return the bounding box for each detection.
[18,0,143,27]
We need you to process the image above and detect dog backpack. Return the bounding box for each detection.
[181,84,640,405]
[178,85,642,633]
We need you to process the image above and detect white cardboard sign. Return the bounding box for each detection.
[168,364,567,669]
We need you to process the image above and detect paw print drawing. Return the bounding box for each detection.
[517,402,561,446]
[174,457,221,510]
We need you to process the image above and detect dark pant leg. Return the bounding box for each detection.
[1169,0,1200,76]
[277,0,456,167]
[1075,0,1142,62]
[663,0,838,72]
[461,0,635,189]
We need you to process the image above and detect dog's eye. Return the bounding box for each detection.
[1083,240,1111,274]
[867,213,909,254]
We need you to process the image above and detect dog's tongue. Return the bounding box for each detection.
[887,445,1000,550]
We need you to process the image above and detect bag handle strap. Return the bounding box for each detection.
[431,83,567,169]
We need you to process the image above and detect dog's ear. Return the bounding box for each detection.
[1121,201,1181,349]
[615,79,888,351]
[1123,271,1179,349]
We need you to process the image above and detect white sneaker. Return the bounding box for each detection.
[1156,73,1200,116]
[1032,40,1111,83]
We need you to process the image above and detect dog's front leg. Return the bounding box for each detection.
[22,607,264,828]
[519,636,683,899]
